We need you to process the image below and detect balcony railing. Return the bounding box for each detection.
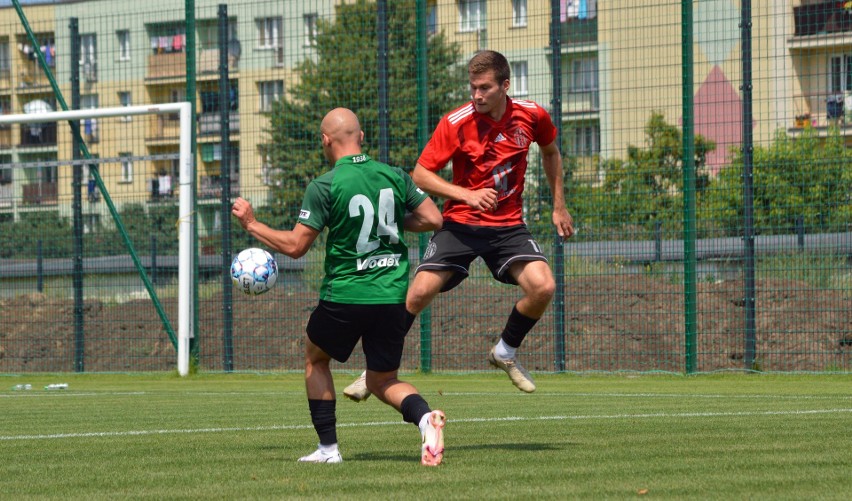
[563,90,600,115]
[561,18,597,45]
[198,48,239,75]
[19,123,57,147]
[200,174,239,200]
[22,181,57,205]
[794,2,852,37]
[199,112,240,135]
[0,127,12,148]
[146,51,186,80]
[147,114,181,142]
[0,181,12,208]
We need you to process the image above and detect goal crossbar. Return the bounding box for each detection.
[0,103,194,376]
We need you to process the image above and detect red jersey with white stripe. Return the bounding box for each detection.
[417,97,558,226]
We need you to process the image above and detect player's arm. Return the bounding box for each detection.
[540,140,575,238]
[231,197,320,259]
[404,196,442,232]
[411,163,497,212]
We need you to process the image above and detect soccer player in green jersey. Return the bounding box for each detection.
[231,108,446,466]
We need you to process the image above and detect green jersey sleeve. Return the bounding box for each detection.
[298,172,333,231]
[392,166,429,211]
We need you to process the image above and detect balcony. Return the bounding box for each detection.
[146,51,186,81]
[0,126,12,148]
[199,174,240,200]
[198,48,239,75]
[0,181,12,208]
[146,114,181,143]
[22,181,57,205]
[19,123,57,148]
[563,89,600,117]
[793,2,852,37]
[17,67,53,91]
[562,18,597,45]
[199,112,240,136]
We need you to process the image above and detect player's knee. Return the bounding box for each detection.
[528,275,556,304]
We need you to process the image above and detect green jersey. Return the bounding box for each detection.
[298,154,429,304]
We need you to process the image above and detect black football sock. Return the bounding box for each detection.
[308,399,337,445]
[500,305,539,348]
[400,394,431,426]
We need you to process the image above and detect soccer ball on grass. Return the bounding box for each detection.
[231,248,279,295]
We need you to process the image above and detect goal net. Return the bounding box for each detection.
[0,103,194,375]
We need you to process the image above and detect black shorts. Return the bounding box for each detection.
[306,300,408,372]
[416,222,548,292]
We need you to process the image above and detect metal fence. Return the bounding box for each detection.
[0,0,849,374]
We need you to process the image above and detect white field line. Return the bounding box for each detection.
[1,408,851,442]
[3,391,850,401]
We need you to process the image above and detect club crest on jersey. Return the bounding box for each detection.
[513,129,529,148]
[356,253,401,271]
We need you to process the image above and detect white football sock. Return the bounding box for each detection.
[319,443,339,454]
[494,339,516,360]
[418,412,431,434]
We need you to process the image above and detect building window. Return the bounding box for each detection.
[510,61,528,96]
[829,54,852,93]
[257,17,282,49]
[0,40,10,75]
[259,80,283,112]
[80,34,97,82]
[81,94,99,142]
[117,30,130,61]
[458,0,486,32]
[304,13,318,47]
[427,2,437,36]
[572,124,600,157]
[118,91,132,121]
[120,153,133,183]
[512,0,527,28]
[569,56,599,110]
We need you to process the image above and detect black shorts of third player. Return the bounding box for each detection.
[417,222,548,292]
[306,300,409,373]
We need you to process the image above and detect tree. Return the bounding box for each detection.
[700,127,852,236]
[264,0,466,224]
[578,112,715,234]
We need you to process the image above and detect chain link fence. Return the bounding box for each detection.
[0,0,849,374]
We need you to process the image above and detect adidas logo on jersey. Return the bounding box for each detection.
[356,253,402,271]
[495,132,507,143]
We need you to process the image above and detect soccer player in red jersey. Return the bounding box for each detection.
[345,50,574,399]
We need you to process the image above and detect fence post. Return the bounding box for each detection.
[185,0,200,364]
[377,0,390,163]
[550,0,566,372]
[796,216,804,251]
[681,0,697,374]
[415,0,432,373]
[150,235,157,285]
[70,17,85,373]
[741,0,757,371]
[219,4,234,372]
[36,239,43,292]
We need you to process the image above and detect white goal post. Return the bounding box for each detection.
[0,103,194,376]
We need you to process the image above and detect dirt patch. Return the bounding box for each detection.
[1,275,849,373]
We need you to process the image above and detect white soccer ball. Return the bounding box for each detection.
[230,248,279,295]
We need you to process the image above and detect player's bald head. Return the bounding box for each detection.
[321,108,362,144]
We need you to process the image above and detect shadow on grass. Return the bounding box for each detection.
[347,442,564,461]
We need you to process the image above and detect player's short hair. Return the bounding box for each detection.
[468,50,510,84]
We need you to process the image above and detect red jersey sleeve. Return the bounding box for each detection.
[417,114,457,172]
[534,105,559,147]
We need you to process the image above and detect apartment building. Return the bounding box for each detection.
[0,1,847,233]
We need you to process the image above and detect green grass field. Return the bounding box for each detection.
[2,373,850,500]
